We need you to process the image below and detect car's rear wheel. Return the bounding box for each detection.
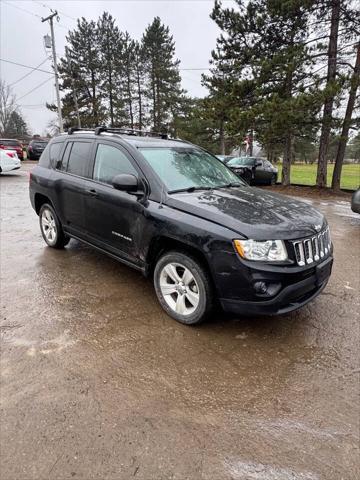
[154,251,213,325]
[39,203,69,249]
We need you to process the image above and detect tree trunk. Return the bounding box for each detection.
[91,70,97,126]
[249,130,253,156]
[156,78,161,131]
[126,66,134,130]
[332,42,360,190]
[152,69,156,130]
[219,118,225,155]
[316,0,341,187]
[282,133,292,186]
[136,67,142,131]
[108,64,114,127]
[109,67,114,127]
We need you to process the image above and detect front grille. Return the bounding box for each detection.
[292,226,331,266]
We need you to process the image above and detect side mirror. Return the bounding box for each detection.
[255,161,262,167]
[112,173,139,192]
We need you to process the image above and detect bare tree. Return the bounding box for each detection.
[0,80,18,135]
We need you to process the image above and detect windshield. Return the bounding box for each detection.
[140,147,245,192]
[228,157,255,166]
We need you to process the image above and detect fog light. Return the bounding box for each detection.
[254,281,267,294]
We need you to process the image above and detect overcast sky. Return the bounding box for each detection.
[0,0,236,135]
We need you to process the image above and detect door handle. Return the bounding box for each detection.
[86,188,98,197]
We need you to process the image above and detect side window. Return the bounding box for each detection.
[60,142,73,171]
[93,144,137,185]
[49,143,63,164]
[66,141,92,177]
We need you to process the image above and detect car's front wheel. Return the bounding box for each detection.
[39,203,69,249]
[154,251,213,325]
[270,174,277,185]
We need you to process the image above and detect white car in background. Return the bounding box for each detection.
[0,149,21,174]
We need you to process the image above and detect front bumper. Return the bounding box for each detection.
[219,256,333,316]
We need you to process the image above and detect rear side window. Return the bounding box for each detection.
[93,143,137,185]
[49,143,63,164]
[66,141,92,177]
[39,141,62,168]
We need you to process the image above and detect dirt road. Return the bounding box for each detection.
[1,165,359,479]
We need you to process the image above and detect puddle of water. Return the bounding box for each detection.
[9,332,76,356]
[225,459,319,480]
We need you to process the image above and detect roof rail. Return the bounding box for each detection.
[67,125,169,139]
[67,127,94,135]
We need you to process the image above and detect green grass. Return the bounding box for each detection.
[276,163,360,190]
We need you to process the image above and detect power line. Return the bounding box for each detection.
[3,0,71,30]
[9,58,50,87]
[17,78,53,101]
[2,0,42,19]
[32,0,76,21]
[0,58,52,74]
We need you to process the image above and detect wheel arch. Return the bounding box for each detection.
[34,193,52,215]
[146,236,213,281]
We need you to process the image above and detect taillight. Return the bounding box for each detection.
[6,152,15,158]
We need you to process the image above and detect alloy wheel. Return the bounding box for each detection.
[41,208,57,245]
[159,262,200,316]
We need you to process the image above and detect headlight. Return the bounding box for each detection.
[234,239,288,262]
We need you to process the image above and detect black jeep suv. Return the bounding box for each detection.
[29,127,333,325]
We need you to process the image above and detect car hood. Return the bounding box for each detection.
[165,186,325,240]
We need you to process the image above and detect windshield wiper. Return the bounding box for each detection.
[168,186,213,194]
[215,182,243,189]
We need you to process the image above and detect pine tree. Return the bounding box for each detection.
[209,0,319,184]
[57,17,106,127]
[332,41,360,189]
[97,12,122,127]
[142,17,183,131]
[316,0,342,187]
[133,41,146,130]
[310,0,360,187]
[5,111,29,137]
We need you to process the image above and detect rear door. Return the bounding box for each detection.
[53,139,94,236]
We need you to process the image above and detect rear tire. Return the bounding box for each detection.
[154,251,213,325]
[39,203,69,249]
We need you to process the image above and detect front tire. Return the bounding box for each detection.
[270,174,277,185]
[39,203,69,249]
[154,251,213,325]
[242,170,252,185]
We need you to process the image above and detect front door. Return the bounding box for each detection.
[84,141,145,265]
[254,159,266,183]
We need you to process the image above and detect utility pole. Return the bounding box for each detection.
[42,11,63,133]
[65,47,81,129]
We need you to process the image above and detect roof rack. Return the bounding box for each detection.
[67,126,169,139]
